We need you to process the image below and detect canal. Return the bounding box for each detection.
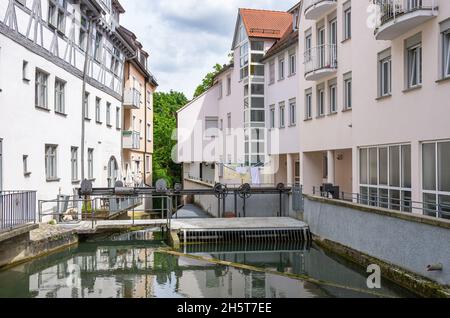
[0,229,416,298]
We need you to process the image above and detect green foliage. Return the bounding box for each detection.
[193,63,224,98]
[153,91,189,187]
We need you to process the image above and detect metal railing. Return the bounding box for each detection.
[122,130,141,150]
[312,186,450,220]
[0,191,36,231]
[304,0,337,14]
[38,195,145,224]
[123,88,141,108]
[373,0,438,25]
[304,44,337,76]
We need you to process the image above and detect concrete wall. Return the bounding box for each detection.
[304,195,450,285]
[183,178,296,218]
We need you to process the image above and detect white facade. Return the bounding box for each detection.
[298,0,450,218]
[177,8,295,186]
[0,0,133,200]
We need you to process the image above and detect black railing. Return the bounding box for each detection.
[0,191,37,231]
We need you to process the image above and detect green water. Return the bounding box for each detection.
[0,231,416,298]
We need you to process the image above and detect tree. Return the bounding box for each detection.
[153,91,189,187]
[193,63,223,98]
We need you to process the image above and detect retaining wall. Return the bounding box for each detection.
[304,195,450,286]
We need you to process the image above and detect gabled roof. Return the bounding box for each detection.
[239,8,292,40]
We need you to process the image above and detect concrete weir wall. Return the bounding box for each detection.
[304,195,450,286]
[0,225,78,269]
[183,179,301,219]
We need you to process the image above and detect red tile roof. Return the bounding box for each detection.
[239,8,293,40]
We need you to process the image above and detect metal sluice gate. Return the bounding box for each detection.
[179,228,312,245]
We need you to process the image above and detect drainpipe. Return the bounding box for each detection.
[81,16,99,181]
[143,78,148,187]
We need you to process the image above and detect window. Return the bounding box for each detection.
[45,145,58,181]
[269,106,275,129]
[305,90,312,120]
[71,147,78,182]
[344,72,352,110]
[48,0,66,34]
[289,52,296,76]
[343,4,351,40]
[407,44,422,88]
[227,76,231,95]
[87,148,94,180]
[205,117,219,138]
[116,107,121,129]
[22,60,30,81]
[227,113,231,131]
[218,81,223,99]
[147,124,151,142]
[251,41,264,51]
[279,102,285,128]
[239,42,249,80]
[54,79,65,114]
[422,141,450,219]
[443,29,450,78]
[305,33,312,62]
[95,97,101,123]
[84,92,90,119]
[317,86,325,117]
[79,16,88,51]
[110,48,120,76]
[328,79,337,113]
[289,99,296,126]
[360,145,412,211]
[23,155,30,176]
[145,156,151,173]
[378,49,392,97]
[278,58,285,80]
[329,18,338,60]
[269,60,275,84]
[94,32,103,62]
[106,102,111,126]
[35,70,48,109]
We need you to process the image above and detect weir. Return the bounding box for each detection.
[63,179,311,245]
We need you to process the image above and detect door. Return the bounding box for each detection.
[318,27,325,68]
[329,19,337,66]
[107,156,118,188]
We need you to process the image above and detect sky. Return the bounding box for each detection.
[120,0,299,99]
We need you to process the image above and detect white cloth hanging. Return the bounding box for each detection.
[250,167,261,185]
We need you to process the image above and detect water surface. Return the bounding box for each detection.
[0,231,416,298]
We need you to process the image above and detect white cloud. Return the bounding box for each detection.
[120,0,299,99]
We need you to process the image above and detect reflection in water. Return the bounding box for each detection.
[0,240,415,298]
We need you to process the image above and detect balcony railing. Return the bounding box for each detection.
[373,0,438,40]
[304,0,337,20]
[123,131,141,150]
[123,88,141,109]
[1,191,36,231]
[304,44,337,81]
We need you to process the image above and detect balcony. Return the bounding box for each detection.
[374,0,438,40]
[123,88,141,109]
[304,0,337,20]
[123,131,141,150]
[304,44,337,81]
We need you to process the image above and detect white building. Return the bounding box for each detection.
[0,0,134,201]
[177,7,297,186]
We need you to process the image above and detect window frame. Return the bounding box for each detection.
[54,78,66,114]
[35,69,49,109]
[71,147,79,182]
[45,144,58,181]
[407,43,422,88]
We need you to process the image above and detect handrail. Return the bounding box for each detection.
[304,44,337,75]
